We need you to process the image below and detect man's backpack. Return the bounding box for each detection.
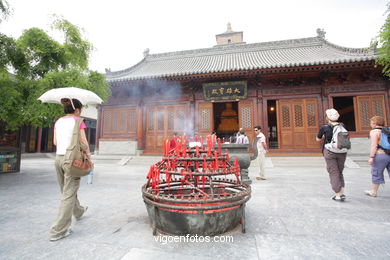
[324,123,351,153]
[379,127,390,154]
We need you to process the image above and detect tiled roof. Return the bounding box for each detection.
[106,34,376,82]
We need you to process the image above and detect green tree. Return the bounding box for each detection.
[0,16,110,130]
[0,72,22,129]
[0,0,10,23]
[377,4,390,77]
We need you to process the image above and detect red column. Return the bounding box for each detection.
[137,102,144,150]
[96,105,103,151]
[37,127,42,153]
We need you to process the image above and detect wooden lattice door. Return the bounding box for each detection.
[354,95,387,132]
[145,104,188,152]
[277,98,318,149]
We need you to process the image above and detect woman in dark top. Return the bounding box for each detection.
[316,108,347,202]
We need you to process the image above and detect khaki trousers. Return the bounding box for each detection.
[50,155,85,238]
[323,149,347,193]
[258,152,266,178]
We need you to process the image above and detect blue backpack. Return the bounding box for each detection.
[379,127,390,154]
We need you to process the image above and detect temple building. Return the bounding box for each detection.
[100,25,387,155]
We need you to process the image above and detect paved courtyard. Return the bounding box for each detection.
[0,154,390,260]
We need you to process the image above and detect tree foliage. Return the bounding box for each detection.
[0,15,110,130]
[0,0,10,23]
[0,72,22,129]
[377,4,390,77]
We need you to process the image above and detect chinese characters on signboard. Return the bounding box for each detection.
[203,81,247,101]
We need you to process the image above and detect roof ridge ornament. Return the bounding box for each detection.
[226,22,233,33]
[316,28,326,40]
[143,48,150,57]
[370,39,378,52]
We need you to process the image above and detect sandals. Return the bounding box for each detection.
[364,190,377,197]
[332,194,346,202]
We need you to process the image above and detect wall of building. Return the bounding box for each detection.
[102,64,389,155]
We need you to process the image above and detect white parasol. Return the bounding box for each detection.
[37,87,103,105]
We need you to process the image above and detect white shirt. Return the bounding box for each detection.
[235,135,249,144]
[257,132,267,153]
[54,116,85,155]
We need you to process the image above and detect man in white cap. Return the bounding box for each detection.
[316,108,348,202]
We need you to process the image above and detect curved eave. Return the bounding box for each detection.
[107,56,377,83]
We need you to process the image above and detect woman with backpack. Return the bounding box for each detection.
[365,116,390,197]
[316,108,348,202]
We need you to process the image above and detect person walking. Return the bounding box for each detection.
[365,116,390,197]
[49,98,90,241]
[254,126,267,180]
[316,108,347,201]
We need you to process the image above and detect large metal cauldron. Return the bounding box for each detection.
[142,179,250,235]
[142,136,251,236]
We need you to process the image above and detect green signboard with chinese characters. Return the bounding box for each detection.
[203,81,247,101]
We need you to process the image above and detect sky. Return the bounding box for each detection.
[0,0,388,73]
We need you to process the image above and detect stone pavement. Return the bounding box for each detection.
[0,155,390,260]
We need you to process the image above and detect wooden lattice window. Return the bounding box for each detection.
[128,110,136,132]
[103,110,111,134]
[373,100,385,118]
[200,108,211,130]
[356,95,387,132]
[294,105,303,127]
[158,111,164,130]
[102,107,137,137]
[241,106,252,129]
[148,111,155,131]
[359,100,370,127]
[306,103,316,127]
[168,110,175,130]
[176,110,185,130]
[282,106,290,127]
[120,111,126,132]
[112,111,119,132]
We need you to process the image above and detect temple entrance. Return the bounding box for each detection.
[276,98,319,150]
[197,100,254,144]
[333,97,356,131]
[213,102,239,141]
[267,100,278,149]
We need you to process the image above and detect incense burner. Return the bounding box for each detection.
[142,136,251,236]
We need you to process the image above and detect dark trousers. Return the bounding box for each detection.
[323,149,347,193]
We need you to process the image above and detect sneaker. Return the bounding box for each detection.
[76,206,88,221]
[364,190,377,197]
[49,228,73,242]
[340,194,346,201]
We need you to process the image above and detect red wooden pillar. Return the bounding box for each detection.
[257,89,264,128]
[137,101,144,150]
[95,105,103,152]
[37,127,42,153]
